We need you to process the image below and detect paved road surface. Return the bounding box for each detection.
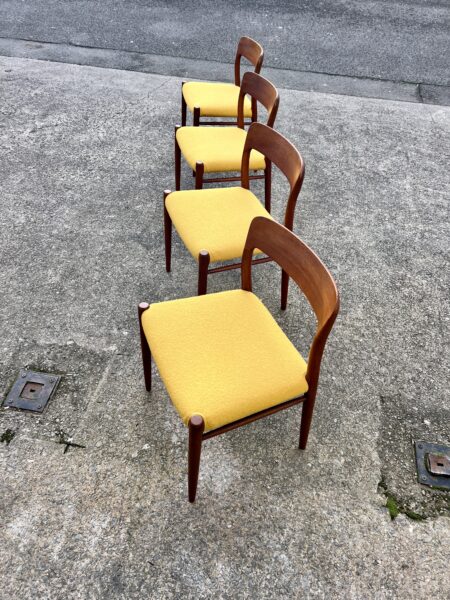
[1,0,449,88]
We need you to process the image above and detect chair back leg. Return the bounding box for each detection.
[264,160,272,212]
[181,82,187,126]
[175,127,181,190]
[163,191,172,272]
[299,393,315,449]
[138,303,152,392]
[281,269,289,310]
[188,415,205,502]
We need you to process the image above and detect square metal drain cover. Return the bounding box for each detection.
[415,441,450,490]
[3,370,60,413]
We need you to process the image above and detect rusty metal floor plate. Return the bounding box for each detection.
[3,370,60,413]
[415,441,450,490]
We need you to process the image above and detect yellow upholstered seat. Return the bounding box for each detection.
[165,187,273,262]
[182,81,252,118]
[176,126,266,173]
[142,289,308,432]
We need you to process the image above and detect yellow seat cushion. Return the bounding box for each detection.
[166,187,273,263]
[176,126,266,173]
[142,290,308,432]
[182,81,252,118]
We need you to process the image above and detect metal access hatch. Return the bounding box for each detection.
[3,370,60,413]
[415,441,450,491]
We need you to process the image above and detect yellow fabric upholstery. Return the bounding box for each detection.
[182,81,252,118]
[176,126,266,173]
[142,290,308,432]
[166,187,273,262]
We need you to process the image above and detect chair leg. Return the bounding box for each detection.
[198,250,210,295]
[193,106,200,127]
[175,126,181,191]
[251,97,258,123]
[195,162,204,190]
[281,269,289,310]
[188,415,204,502]
[181,82,187,126]
[299,394,316,450]
[264,161,272,212]
[163,190,172,272]
[138,303,152,392]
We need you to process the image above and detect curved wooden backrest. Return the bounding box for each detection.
[241,217,340,391]
[234,36,264,86]
[238,72,279,128]
[241,123,305,229]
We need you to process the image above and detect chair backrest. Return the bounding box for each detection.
[237,72,279,129]
[241,123,305,228]
[241,217,340,394]
[234,36,264,86]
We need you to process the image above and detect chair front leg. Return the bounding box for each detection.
[281,269,289,310]
[138,303,152,392]
[195,162,204,190]
[299,392,316,450]
[164,190,172,272]
[193,106,200,126]
[175,126,181,191]
[188,415,205,502]
[181,82,187,126]
[198,250,210,295]
[264,160,272,212]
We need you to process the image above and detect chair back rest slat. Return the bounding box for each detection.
[241,123,305,229]
[242,217,339,334]
[241,217,339,391]
[237,72,279,129]
[234,37,264,85]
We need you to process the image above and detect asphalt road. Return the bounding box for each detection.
[1,0,449,86]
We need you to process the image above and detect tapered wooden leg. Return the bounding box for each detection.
[264,160,272,212]
[163,190,172,272]
[281,269,289,310]
[138,303,152,392]
[195,162,204,190]
[198,250,210,295]
[188,415,204,502]
[181,82,187,126]
[251,97,258,123]
[299,394,316,449]
[175,126,181,191]
[193,106,200,127]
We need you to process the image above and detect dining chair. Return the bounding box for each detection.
[175,71,279,208]
[181,36,264,126]
[165,122,305,305]
[138,217,340,502]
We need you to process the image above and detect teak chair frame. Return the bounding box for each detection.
[181,36,264,127]
[175,71,279,206]
[166,122,305,305]
[138,217,340,502]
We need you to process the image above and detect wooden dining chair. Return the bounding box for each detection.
[175,71,279,208]
[181,36,264,126]
[165,123,305,305]
[138,217,340,502]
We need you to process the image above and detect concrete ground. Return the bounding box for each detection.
[0,56,449,598]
